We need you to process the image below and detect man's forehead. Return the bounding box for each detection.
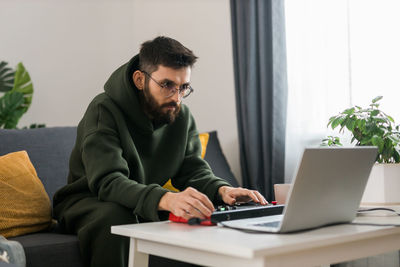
[151,65,191,82]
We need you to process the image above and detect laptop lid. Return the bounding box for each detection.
[279,146,378,232]
[221,147,377,233]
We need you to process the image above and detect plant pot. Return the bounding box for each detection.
[361,163,400,205]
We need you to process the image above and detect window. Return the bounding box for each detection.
[284,0,400,181]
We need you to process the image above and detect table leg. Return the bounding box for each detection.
[128,238,149,267]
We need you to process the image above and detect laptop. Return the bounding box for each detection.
[220,147,378,233]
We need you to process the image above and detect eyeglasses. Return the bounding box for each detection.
[141,71,194,99]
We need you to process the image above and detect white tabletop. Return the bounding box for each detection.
[111,211,400,267]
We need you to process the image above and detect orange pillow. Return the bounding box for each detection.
[162,132,210,192]
[0,151,52,238]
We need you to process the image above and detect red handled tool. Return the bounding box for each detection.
[168,213,216,226]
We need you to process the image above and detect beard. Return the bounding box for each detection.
[139,84,181,125]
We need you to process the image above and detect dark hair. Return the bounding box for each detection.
[139,36,198,74]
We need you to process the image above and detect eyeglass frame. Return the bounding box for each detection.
[141,70,194,99]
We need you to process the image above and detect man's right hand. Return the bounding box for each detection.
[158,187,214,220]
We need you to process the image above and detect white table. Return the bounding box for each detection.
[111,215,400,267]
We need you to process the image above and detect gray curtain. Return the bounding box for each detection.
[230,0,288,200]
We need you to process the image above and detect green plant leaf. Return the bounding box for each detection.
[327,115,340,127]
[321,136,343,147]
[372,117,388,124]
[0,61,15,92]
[339,117,350,133]
[372,96,383,103]
[371,135,384,152]
[0,91,25,129]
[343,107,355,115]
[346,117,356,131]
[330,116,343,130]
[393,149,400,163]
[384,113,395,123]
[11,62,33,113]
[323,95,400,163]
[370,110,379,116]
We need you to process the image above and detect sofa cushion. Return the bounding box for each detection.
[204,131,238,187]
[0,127,77,201]
[0,151,52,238]
[9,233,83,267]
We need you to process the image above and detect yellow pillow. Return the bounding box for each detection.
[162,132,210,192]
[0,151,52,238]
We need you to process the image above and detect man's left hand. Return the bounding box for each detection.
[218,186,268,205]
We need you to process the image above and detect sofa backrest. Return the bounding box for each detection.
[0,127,238,202]
[0,127,77,201]
[204,131,238,187]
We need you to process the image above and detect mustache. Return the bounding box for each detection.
[161,102,178,108]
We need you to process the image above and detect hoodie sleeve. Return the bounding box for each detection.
[81,129,169,222]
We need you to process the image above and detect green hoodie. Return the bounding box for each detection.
[53,55,231,222]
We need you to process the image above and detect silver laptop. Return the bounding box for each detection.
[220,147,378,233]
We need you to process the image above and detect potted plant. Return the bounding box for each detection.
[322,96,400,205]
[0,61,44,129]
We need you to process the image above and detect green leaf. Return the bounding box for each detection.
[360,120,366,131]
[0,61,15,92]
[0,91,25,129]
[321,136,343,147]
[330,116,343,130]
[327,115,340,127]
[371,135,384,152]
[369,103,380,109]
[334,137,343,146]
[393,149,400,163]
[11,62,33,113]
[372,96,383,103]
[370,110,379,116]
[372,117,387,124]
[339,117,350,133]
[343,107,355,115]
[384,114,395,123]
[346,118,356,131]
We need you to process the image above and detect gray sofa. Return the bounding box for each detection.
[0,127,238,267]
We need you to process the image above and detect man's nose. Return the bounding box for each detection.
[170,89,181,103]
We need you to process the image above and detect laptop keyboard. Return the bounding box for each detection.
[254,221,280,228]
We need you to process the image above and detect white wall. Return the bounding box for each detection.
[0,0,242,183]
[0,0,136,126]
[130,0,240,182]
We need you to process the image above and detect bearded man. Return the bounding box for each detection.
[53,36,267,267]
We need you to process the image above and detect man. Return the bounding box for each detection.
[53,36,267,267]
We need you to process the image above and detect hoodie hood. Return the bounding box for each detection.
[104,55,154,134]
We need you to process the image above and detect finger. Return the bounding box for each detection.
[187,198,212,217]
[232,189,259,203]
[186,204,207,219]
[253,191,268,205]
[223,195,236,205]
[188,189,214,212]
[175,207,192,220]
[245,190,260,203]
[177,204,203,220]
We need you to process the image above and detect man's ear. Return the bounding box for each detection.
[133,70,145,90]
